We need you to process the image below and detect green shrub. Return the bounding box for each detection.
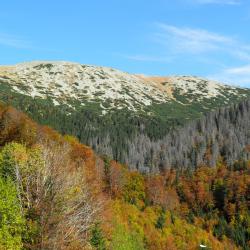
[0,177,25,250]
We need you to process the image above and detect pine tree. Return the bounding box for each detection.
[90,223,106,250]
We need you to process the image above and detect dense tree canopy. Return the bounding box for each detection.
[0,103,249,249]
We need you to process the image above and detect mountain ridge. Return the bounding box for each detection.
[0,61,249,113]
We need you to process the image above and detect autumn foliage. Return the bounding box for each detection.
[0,103,249,250]
[0,104,105,249]
[102,160,250,249]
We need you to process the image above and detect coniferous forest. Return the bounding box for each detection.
[1,81,250,173]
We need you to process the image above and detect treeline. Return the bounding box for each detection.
[1,82,250,172]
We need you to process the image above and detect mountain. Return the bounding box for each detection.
[1,61,250,171]
[0,61,249,114]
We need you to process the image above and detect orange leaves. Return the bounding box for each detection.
[145,175,179,210]
[164,188,180,211]
[108,160,125,198]
[70,141,94,162]
[0,105,37,146]
[146,175,165,206]
[39,125,61,143]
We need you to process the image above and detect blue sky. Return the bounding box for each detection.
[1,0,250,86]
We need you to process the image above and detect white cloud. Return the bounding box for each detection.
[0,33,32,49]
[191,0,241,5]
[232,49,250,61]
[122,22,250,87]
[124,24,246,64]
[225,64,250,75]
[154,24,250,86]
[209,65,250,87]
[154,23,250,61]
[155,23,234,54]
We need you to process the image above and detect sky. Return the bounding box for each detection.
[1,0,250,87]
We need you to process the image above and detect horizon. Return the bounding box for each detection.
[1,1,250,87]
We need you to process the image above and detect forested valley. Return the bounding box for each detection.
[0,103,249,250]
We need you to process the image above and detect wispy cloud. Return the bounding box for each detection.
[226,64,250,75]
[122,22,250,86]
[209,65,250,87]
[190,0,241,5]
[0,33,32,49]
[154,23,250,86]
[155,23,234,54]
[154,23,250,60]
[124,24,238,63]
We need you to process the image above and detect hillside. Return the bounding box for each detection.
[0,103,248,250]
[0,61,249,115]
[1,61,250,171]
[0,103,104,249]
